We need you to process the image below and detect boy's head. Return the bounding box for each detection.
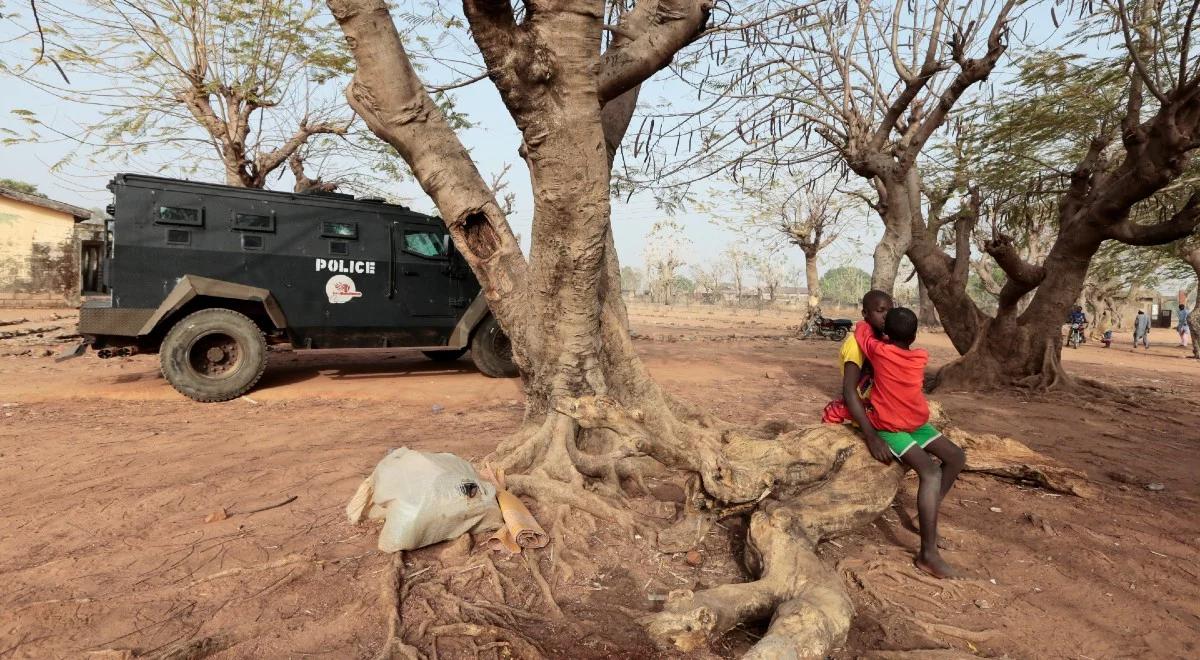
[884,307,919,347]
[861,289,894,331]
[1181,304,1187,311]
[1138,310,1145,315]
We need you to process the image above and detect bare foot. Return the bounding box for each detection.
[914,553,958,579]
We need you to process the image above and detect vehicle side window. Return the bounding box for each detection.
[403,230,448,259]
[321,220,358,239]
[156,205,203,227]
[233,212,274,232]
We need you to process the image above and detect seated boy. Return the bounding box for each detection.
[821,290,892,440]
[854,307,965,579]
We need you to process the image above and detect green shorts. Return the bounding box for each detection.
[877,423,943,458]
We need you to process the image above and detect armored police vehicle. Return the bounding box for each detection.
[77,174,517,402]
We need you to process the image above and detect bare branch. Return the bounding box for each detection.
[254,120,348,184]
[428,72,488,92]
[1113,0,1170,104]
[1105,192,1200,245]
[985,233,1046,289]
[598,0,714,103]
[908,0,1016,158]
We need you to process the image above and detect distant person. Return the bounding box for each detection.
[1067,305,1088,345]
[1068,305,1087,326]
[1178,304,1191,347]
[1133,310,1151,350]
[852,308,965,579]
[1098,318,1114,348]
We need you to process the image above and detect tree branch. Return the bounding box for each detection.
[326,0,530,358]
[1061,133,1113,221]
[985,233,1045,289]
[288,152,338,193]
[972,255,1003,297]
[908,0,1016,157]
[951,187,982,284]
[597,0,714,103]
[254,120,348,184]
[1105,192,1200,245]
[1114,0,1170,105]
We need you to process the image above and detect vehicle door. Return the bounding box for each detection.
[394,222,456,317]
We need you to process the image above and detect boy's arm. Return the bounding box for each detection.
[844,362,892,465]
[842,362,892,464]
[854,321,884,360]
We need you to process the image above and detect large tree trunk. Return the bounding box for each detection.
[870,222,910,294]
[869,174,917,295]
[802,246,820,314]
[935,230,1101,390]
[901,177,986,353]
[917,276,939,327]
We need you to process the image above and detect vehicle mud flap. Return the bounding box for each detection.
[55,340,91,363]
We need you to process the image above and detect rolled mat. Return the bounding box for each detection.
[496,489,549,549]
[486,525,521,554]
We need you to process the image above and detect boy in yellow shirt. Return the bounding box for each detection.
[822,290,894,463]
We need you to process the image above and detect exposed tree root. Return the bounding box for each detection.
[522,552,563,618]
[946,430,1096,498]
[143,635,229,660]
[641,430,905,657]
[839,551,1008,655]
[507,474,639,532]
[445,390,1081,658]
[935,334,1124,397]
[187,554,314,588]
[428,624,542,660]
[375,554,424,660]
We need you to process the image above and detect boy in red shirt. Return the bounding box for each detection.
[854,307,965,579]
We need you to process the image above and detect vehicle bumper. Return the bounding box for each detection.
[78,300,156,338]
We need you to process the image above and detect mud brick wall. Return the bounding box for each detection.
[0,198,79,308]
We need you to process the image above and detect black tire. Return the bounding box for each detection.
[423,348,467,362]
[159,308,268,402]
[831,326,848,342]
[470,316,518,378]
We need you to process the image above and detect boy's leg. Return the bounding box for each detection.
[923,433,965,501]
[893,444,956,578]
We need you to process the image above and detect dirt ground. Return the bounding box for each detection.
[2,304,1199,659]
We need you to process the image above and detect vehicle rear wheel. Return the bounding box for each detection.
[470,316,518,378]
[831,326,848,342]
[423,348,467,362]
[159,308,267,402]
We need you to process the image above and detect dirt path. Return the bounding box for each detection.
[1,308,1198,658]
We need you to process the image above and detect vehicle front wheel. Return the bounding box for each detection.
[831,326,849,342]
[159,308,268,402]
[470,316,519,378]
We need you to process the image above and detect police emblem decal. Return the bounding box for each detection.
[326,275,363,303]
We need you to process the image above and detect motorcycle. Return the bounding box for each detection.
[1067,322,1086,349]
[802,310,854,341]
